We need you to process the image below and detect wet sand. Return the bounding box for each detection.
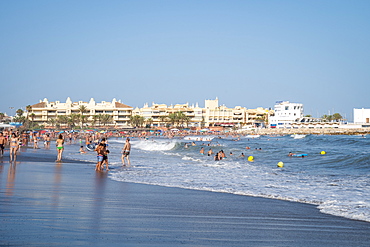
[1,150,369,246]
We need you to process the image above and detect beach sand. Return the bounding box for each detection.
[1,149,369,246]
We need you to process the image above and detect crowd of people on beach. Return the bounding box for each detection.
[0,129,132,171]
[0,128,287,171]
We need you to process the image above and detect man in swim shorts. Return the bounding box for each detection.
[0,132,6,157]
[95,142,106,171]
[101,150,110,171]
[121,138,131,166]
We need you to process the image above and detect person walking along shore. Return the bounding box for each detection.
[9,133,19,162]
[56,134,64,162]
[121,138,131,166]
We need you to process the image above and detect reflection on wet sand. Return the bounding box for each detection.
[91,171,108,231]
[52,162,62,207]
[0,160,4,176]
[6,162,16,196]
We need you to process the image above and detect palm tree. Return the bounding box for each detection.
[101,114,113,126]
[176,112,184,127]
[146,118,153,128]
[333,113,343,122]
[67,117,75,129]
[69,114,80,129]
[176,112,188,127]
[13,116,26,125]
[184,115,191,127]
[80,115,88,128]
[16,109,24,117]
[159,115,168,127]
[322,114,334,122]
[29,113,36,128]
[56,115,69,128]
[129,115,145,128]
[26,105,32,120]
[167,113,178,127]
[0,113,5,122]
[48,118,57,128]
[78,105,88,115]
[92,114,102,127]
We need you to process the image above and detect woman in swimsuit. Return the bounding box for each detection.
[9,133,19,162]
[45,134,51,149]
[56,134,64,162]
[33,135,39,149]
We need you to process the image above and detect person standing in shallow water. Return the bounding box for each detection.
[56,134,64,162]
[9,133,19,162]
[121,138,131,166]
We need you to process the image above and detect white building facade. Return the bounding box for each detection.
[132,102,204,127]
[269,101,304,128]
[29,97,133,127]
[132,98,272,128]
[354,108,370,125]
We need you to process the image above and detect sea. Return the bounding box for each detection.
[63,134,370,223]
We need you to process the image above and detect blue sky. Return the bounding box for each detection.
[1,0,369,121]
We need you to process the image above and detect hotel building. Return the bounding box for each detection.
[26,97,272,129]
[132,102,204,127]
[29,97,133,127]
[269,101,304,128]
[132,98,272,128]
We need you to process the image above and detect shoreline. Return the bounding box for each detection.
[1,148,370,246]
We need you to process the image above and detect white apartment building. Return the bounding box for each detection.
[269,101,304,128]
[132,98,271,128]
[26,97,272,129]
[132,102,203,127]
[204,98,245,127]
[29,97,133,127]
[353,108,370,124]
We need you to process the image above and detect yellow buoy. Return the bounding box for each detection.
[277,161,284,168]
[248,156,254,161]
[320,151,326,155]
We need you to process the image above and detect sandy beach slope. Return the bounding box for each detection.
[1,150,369,246]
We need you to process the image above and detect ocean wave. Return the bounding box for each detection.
[108,135,370,223]
[132,139,178,151]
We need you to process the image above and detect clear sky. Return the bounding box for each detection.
[1,0,370,121]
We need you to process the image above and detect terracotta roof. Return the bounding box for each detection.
[31,102,46,108]
[115,102,132,108]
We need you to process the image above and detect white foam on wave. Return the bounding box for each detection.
[318,200,370,222]
[184,136,215,142]
[133,139,178,151]
[182,156,202,162]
